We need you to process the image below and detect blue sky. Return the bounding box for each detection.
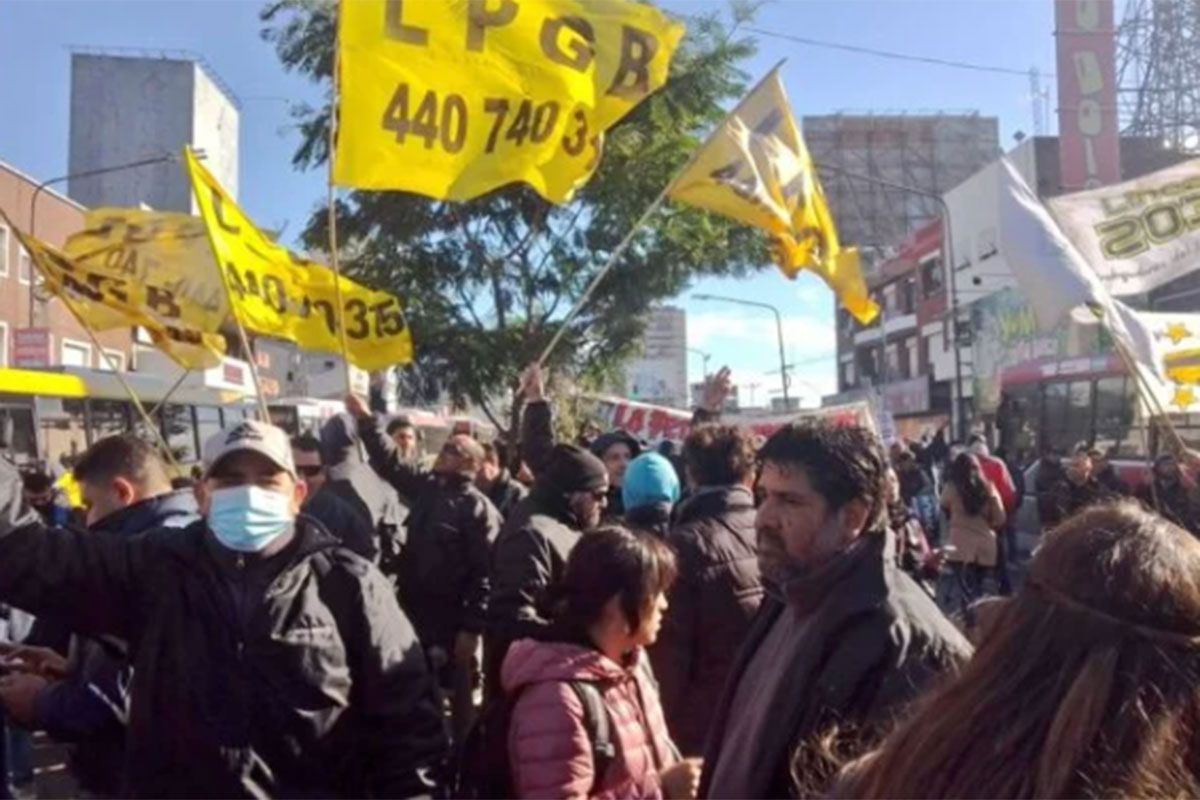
[0,0,1059,406]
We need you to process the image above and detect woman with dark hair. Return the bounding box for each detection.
[939,453,1005,612]
[502,527,700,799]
[837,501,1200,798]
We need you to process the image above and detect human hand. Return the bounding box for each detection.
[453,631,481,669]
[701,367,733,413]
[0,672,49,728]
[520,364,546,403]
[345,393,371,420]
[0,642,68,679]
[660,757,703,800]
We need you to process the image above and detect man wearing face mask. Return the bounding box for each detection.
[0,435,196,797]
[484,440,609,699]
[699,422,971,799]
[0,419,447,797]
[345,394,502,746]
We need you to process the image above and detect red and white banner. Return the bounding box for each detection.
[587,394,877,444]
[1055,0,1121,191]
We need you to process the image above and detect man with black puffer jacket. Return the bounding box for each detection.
[0,435,197,798]
[649,369,765,757]
[346,393,502,746]
[0,420,447,798]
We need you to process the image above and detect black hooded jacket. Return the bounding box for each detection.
[0,458,447,798]
[320,413,408,568]
[356,414,502,651]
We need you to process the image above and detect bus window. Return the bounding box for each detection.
[1043,382,1069,452]
[91,399,132,442]
[1094,377,1145,457]
[161,405,198,464]
[1067,380,1093,448]
[39,398,87,472]
[196,407,222,453]
[0,405,37,467]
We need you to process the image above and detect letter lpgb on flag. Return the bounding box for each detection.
[335,0,684,203]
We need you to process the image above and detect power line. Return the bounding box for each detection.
[742,27,1050,79]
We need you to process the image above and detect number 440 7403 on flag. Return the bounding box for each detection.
[335,0,684,204]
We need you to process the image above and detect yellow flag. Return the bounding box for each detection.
[185,149,414,371]
[65,208,229,335]
[335,0,685,203]
[668,70,879,324]
[6,222,226,369]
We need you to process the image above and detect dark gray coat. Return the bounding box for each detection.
[699,530,972,799]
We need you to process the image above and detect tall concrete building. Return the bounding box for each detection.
[624,306,688,409]
[803,113,999,269]
[68,52,239,211]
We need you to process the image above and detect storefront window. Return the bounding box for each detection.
[90,399,131,442]
[40,398,87,472]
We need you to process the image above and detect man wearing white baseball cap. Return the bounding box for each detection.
[0,418,448,797]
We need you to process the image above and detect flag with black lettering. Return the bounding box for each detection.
[335,0,685,203]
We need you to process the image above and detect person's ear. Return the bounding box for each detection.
[291,476,308,514]
[837,497,870,538]
[112,477,137,506]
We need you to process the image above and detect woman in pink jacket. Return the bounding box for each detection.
[502,526,702,800]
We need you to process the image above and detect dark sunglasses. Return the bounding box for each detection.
[296,465,323,478]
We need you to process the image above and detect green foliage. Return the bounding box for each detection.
[261,1,769,434]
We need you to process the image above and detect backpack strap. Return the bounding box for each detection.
[567,680,616,795]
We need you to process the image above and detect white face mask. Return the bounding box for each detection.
[207,486,294,553]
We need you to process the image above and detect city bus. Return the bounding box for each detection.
[0,366,256,474]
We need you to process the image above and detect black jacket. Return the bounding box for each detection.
[623,502,672,538]
[648,485,763,756]
[482,470,528,521]
[357,414,502,650]
[34,490,198,796]
[484,488,584,696]
[321,413,408,566]
[304,486,378,562]
[0,459,447,798]
[699,531,971,799]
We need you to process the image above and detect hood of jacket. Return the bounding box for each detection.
[674,484,754,526]
[90,489,199,536]
[320,412,367,471]
[501,638,636,695]
[622,453,680,513]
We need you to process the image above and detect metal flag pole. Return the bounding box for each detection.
[183,148,272,423]
[327,19,357,397]
[536,59,788,368]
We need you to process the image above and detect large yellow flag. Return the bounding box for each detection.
[184,149,414,370]
[669,70,879,324]
[4,222,226,369]
[335,0,684,203]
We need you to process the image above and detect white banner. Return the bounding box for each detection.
[1049,157,1200,296]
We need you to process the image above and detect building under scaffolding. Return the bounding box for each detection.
[1118,0,1200,152]
[803,113,999,270]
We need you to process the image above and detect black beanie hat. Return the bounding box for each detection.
[590,430,642,460]
[542,444,608,496]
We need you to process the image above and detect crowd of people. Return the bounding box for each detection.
[0,364,1195,798]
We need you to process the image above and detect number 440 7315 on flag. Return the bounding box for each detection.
[334,0,684,204]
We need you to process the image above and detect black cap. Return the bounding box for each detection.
[542,444,608,496]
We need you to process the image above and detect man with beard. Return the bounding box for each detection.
[699,422,971,799]
[1138,453,1200,536]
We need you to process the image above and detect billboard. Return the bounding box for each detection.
[1055,0,1121,190]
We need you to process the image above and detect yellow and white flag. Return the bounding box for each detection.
[335,0,685,203]
[184,148,414,370]
[669,69,879,323]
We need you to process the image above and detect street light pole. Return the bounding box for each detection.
[26,151,200,326]
[693,293,791,410]
[686,347,711,379]
[814,161,967,440]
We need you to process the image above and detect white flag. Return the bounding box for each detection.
[996,158,1164,381]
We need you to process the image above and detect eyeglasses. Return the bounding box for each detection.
[296,465,323,478]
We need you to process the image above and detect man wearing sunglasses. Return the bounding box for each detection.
[290,435,377,562]
[345,395,502,746]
